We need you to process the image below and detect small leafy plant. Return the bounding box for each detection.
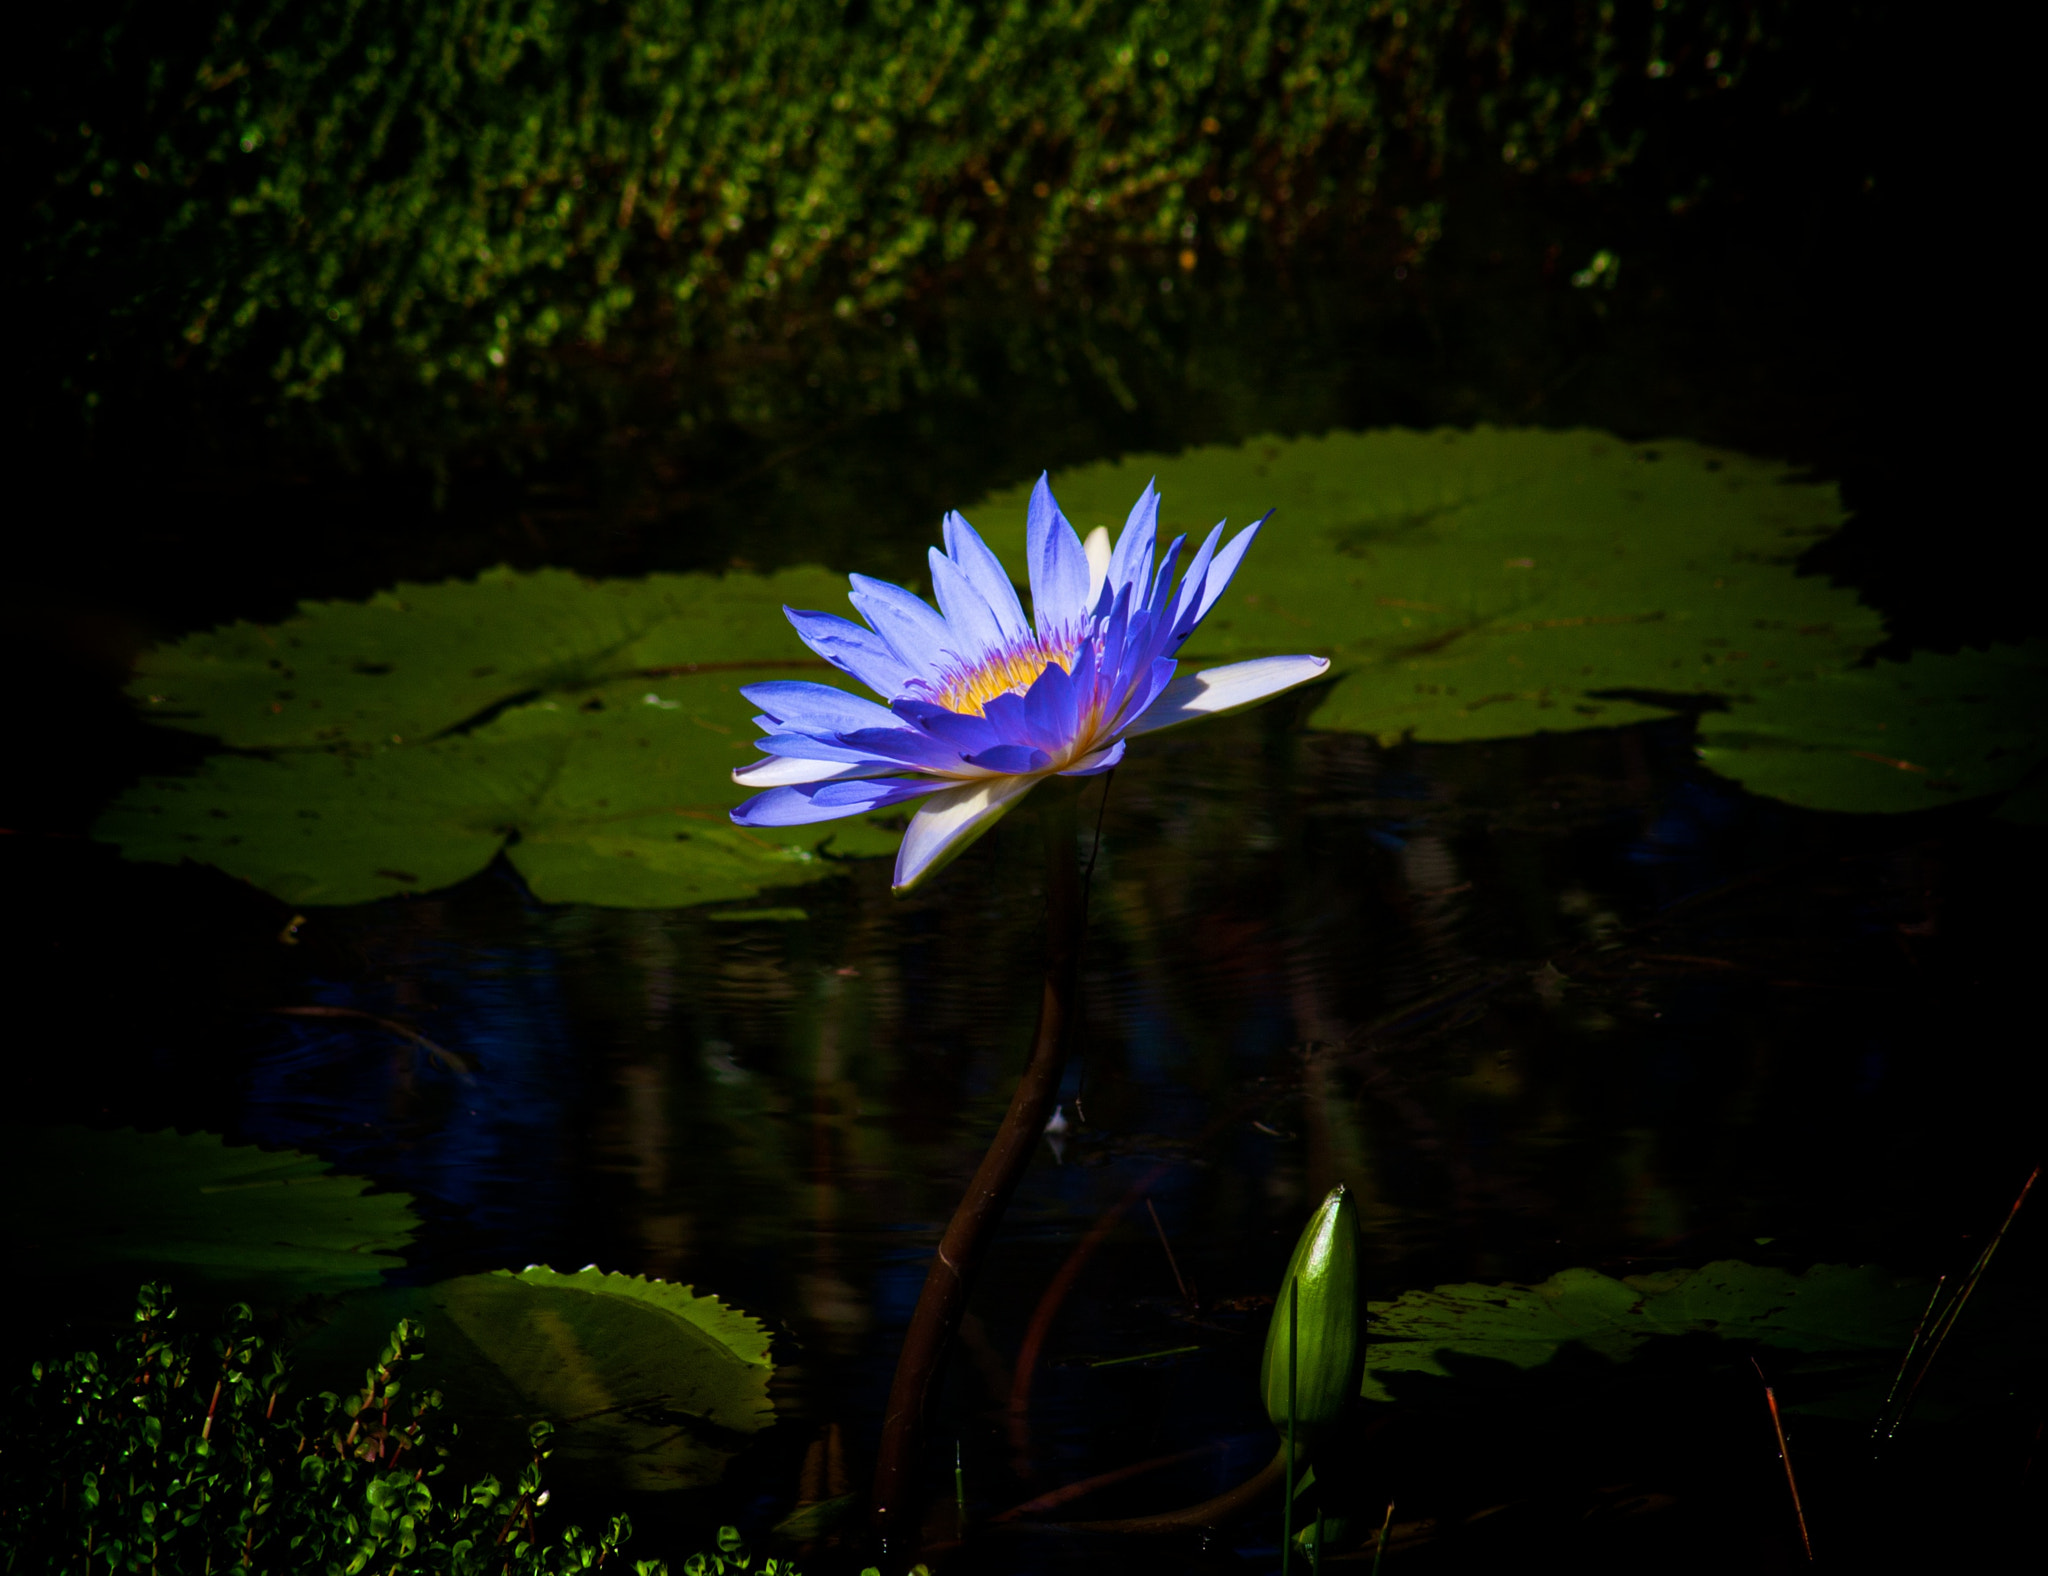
[0,1284,795,1576]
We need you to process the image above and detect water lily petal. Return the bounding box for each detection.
[1107,479,1159,600]
[1109,606,1167,700]
[753,731,896,764]
[1059,738,1126,777]
[929,547,1007,661]
[1104,656,1181,735]
[1022,648,1077,745]
[1169,524,1226,637]
[979,689,1037,750]
[733,776,945,826]
[1026,474,1092,638]
[1083,526,1113,612]
[1187,514,1269,628]
[1093,580,1134,693]
[942,510,1031,643]
[733,755,891,788]
[740,680,904,735]
[848,574,955,677]
[1067,616,1101,699]
[893,774,1041,891]
[837,724,981,772]
[1124,654,1330,736]
[808,776,950,810]
[1147,534,1187,618]
[885,699,1000,755]
[964,743,1052,774]
[783,606,917,698]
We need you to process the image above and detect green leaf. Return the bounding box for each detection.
[298,1267,774,1493]
[1,1127,415,1306]
[974,427,1882,743]
[97,670,899,908]
[101,566,910,906]
[1359,1260,1929,1403]
[1695,642,2048,813]
[130,565,854,751]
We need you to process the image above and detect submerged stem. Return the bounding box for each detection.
[871,783,1087,1556]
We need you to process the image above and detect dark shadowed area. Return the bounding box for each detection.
[3,4,2040,1572]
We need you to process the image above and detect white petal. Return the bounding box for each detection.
[892,774,1041,891]
[1083,525,1112,611]
[1123,654,1331,736]
[733,755,888,788]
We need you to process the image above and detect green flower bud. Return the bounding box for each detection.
[1260,1184,1364,1439]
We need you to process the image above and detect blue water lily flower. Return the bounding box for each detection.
[731,476,1330,890]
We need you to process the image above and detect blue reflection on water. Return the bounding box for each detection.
[238,938,579,1269]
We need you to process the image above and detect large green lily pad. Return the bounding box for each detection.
[976,427,1883,743]
[97,670,899,906]
[130,564,849,750]
[1360,1260,1928,1403]
[3,1126,415,1306]
[299,1266,774,1492]
[1695,642,2048,813]
[104,430,2025,906]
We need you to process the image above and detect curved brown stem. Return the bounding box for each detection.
[1064,1444,1287,1534]
[1004,1162,1172,1477]
[870,785,1086,1556]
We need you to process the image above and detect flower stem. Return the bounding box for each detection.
[871,782,1087,1556]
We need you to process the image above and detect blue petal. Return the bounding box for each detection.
[838,724,977,772]
[893,776,1040,891]
[848,574,956,678]
[1146,534,1187,617]
[1103,606,1159,704]
[942,511,1030,643]
[979,689,1040,751]
[808,777,951,810]
[886,698,1000,755]
[1098,580,1134,675]
[1106,480,1159,600]
[1123,654,1330,737]
[1170,525,1226,635]
[783,606,916,698]
[1059,738,1126,777]
[740,680,904,735]
[1022,648,1077,747]
[731,777,942,826]
[734,754,892,788]
[928,548,1006,661]
[1026,474,1092,638]
[1187,514,1269,629]
[1068,627,1101,710]
[963,743,1052,774]
[754,731,897,765]
[1108,656,1181,733]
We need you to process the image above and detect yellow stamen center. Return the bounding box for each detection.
[934,640,1072,718]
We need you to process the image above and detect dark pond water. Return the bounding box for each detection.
[6,129,2042,1573]
[8,693,2042,1571]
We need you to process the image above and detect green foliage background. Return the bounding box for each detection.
[26,0,1771,444]
[0,1287,788,1574]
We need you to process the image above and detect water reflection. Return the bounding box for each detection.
[29,695,2038,1562]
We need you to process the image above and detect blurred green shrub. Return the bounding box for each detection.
[0,1283,791,1575]
[24,0,1771,433]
